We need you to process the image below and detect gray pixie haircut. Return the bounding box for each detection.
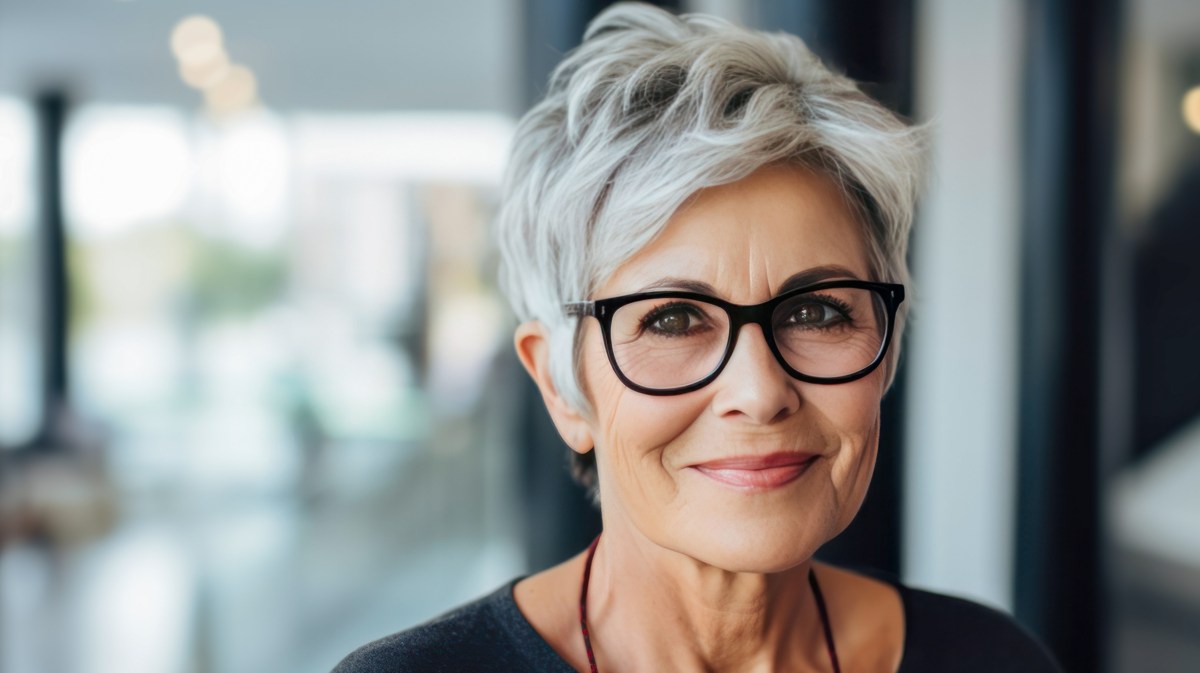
[496,3,925,495]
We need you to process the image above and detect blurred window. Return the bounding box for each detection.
[1110,2,1200,670]
[0,97,41,447]
[61,105,514,496]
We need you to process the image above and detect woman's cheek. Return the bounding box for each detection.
[830,391,882,529]
[598,395,701,475]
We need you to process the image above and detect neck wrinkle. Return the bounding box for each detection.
[584,524,831,673]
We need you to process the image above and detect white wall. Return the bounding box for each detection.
[904,0,1022,610]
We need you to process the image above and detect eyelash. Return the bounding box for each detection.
[804,294,854,319]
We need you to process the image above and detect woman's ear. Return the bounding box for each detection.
[514,321,594,455]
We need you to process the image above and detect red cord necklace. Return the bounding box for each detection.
[578,534,842,673]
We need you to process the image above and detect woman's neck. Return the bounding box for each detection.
[584,520,833,673]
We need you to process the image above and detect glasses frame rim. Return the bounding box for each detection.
[565,279,906,396]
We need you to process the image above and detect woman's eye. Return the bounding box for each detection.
[644,306,703,335]
[788,302,844,327]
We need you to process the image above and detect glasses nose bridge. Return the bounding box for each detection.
[722,300,783,362]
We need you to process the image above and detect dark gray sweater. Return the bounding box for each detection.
[333,573,1063,672]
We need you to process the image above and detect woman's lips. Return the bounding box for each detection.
[689,453,818,490]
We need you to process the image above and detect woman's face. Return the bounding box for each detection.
[580,164,885,573]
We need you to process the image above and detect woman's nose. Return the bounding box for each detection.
[709,323,801,424]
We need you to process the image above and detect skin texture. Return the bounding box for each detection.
[514,165,904,673]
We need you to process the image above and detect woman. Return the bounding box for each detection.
[336,4,1062,672]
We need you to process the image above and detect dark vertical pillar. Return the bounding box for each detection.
[763,0,915,117]
[522,0,683,111]
[753,1,824,49]
[1016,0,1120,670]
[34,90,71,450]
[762,0,915,576]
[520,1,592,112]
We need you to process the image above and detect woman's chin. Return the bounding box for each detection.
[668,521,830,575]
[692,545,813,575]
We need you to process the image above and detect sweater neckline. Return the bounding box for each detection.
[497,569,912,673]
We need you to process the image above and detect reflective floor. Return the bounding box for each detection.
[0,425,524,673]
[1111,416,1200,672]
[4,391,1200,673]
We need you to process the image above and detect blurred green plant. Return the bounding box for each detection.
[187,232,287,318]
[64,223,288,331]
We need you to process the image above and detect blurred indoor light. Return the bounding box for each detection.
[179,51,232,90]
[1183,86,1200,134]
[204,65,258,116]
[170,16,224,65]
[207,111,291,247]
[65,107,192,238]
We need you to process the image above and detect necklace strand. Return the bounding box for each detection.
[578,534,841,673]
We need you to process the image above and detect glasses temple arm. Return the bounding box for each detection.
[565,302,596,318]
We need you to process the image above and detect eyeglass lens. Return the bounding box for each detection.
[607,287,887,390]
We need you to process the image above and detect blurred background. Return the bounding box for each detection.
[0,1,1196,672]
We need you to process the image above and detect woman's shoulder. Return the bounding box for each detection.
[898,584,1062,672]
[849,567,1064,673]
[330,585,505,673]
[330,579,575,673]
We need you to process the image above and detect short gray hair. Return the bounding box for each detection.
[496,2,925,495]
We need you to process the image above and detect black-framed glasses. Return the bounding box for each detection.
[566,280,905,395]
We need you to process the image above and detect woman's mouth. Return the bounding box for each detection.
[689,452,819,490]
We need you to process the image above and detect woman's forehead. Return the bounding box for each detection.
[601,166,871,300]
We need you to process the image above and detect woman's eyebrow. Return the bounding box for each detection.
[777,265,863,294]
[634,278,719,294]
[633,265,863,297]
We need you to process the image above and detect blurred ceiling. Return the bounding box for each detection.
[0,0,1197,114]
[0,0,521,113]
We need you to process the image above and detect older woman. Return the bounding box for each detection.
[336,4,1061,672]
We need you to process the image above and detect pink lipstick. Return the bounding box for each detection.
[690,453,818,490]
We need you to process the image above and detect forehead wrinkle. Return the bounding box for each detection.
[724,215,781,303]
[750,223,776,299]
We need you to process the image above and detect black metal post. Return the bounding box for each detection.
[34,90,71,451]
[1015,0,1121,670]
